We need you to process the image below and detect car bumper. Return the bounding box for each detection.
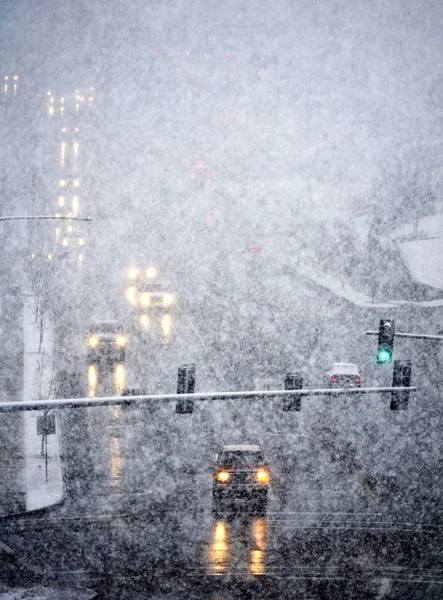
[87,348,125,363]
[213,485,268,500]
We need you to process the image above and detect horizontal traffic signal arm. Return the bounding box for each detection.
[0,215,92,222]
[367,331,443,341]
[0,387,417,413]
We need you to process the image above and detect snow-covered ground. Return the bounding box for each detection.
[0,585,96,600]
[292,211,443,308]
[22,296,63,511]
[295,262,443,308]
[394,213,443,290]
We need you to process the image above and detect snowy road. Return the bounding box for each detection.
[2,264,442,598]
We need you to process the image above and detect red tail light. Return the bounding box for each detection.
[354,376,360,384]
[331,376,337,383]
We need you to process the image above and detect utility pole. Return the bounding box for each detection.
[0,176,6,217]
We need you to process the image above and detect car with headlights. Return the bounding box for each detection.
[327,362,361,388]
[138,280,174,311]
[87,320,127,364]
[212,444,269,513]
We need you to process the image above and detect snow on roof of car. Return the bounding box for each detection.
[222,444,262,452]
[89,320,123,332]
[92,319,120,325]
[330,362,360,374]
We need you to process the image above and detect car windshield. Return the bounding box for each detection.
[220,451,264,466]
[92,323,121,334]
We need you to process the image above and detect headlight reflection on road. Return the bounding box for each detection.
[126,286,138,306]
[88,364,97,398]
[209,521,229,575]
[110,431,122,488]
[250,518,267,575]
[61,142,65,167]
[207,518,267,576]
[161,314,172,341]
[72,195,79,216]
[114,363,125,395]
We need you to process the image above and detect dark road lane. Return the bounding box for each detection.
[2,388,443,599]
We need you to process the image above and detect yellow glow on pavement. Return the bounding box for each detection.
[88,364,97,397]
[250,518,267,575]
[161,314,172,339]
[72,196,79,215]
[126,286,138,306]
[110,433,123,488]
[114,364,125,395]
[209,521,229,575]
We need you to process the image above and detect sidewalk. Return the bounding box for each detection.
[22,295,63,512]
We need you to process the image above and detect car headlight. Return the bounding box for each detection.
[162,293,174,307]
[88,336,99,348]
[140,293,151,307]
[128,267,139,280]
[115,334,127,348]
[256,470,268,484]
[216,471,230,483]
[146,266,158,279]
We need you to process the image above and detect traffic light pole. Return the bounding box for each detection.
[0,386,418,413]
[0,216,92,222]
[367,331,443,341]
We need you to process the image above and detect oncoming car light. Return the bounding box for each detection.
[216,471,230,483]
[256,470,269,484]
[128,267,139,280]
[140,293,151,307]
[88,336,99,348]
[146,266,158,279]
[115,334,127,348]
[162,293,174,307]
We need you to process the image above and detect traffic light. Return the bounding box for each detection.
[377,319,395,363]
[176,364,196,414]
[391,360,411,410]
[283,372,302,411]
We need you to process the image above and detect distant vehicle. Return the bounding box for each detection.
[328,362,361,388]
[124,266,175,311]
[212,444,269,513]
[87,320,127,364]
[138,279,174,311]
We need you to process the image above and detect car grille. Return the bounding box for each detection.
[228,471,253,484]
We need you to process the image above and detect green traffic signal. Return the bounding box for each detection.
[377,348,392,363]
